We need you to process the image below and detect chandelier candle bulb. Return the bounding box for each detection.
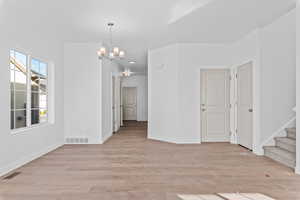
[100,47,106,54]
[97,47,106,57]
[113,47,120,56]
[119,50,125,58]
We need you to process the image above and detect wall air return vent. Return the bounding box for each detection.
[65,137,89,144]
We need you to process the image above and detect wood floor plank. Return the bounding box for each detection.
[0,121,299,200]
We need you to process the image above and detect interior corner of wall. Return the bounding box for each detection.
[253,146,264,156]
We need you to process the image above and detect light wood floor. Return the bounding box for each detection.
[1,121,300,200]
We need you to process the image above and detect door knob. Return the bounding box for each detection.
[249,109,253,113]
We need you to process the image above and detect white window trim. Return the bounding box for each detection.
[10,49,52,134]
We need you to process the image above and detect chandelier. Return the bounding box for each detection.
[97,23,125,60]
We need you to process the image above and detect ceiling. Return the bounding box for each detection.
[1,0,297,73]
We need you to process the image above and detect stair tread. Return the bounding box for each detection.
[264,146,295,161]
[275,137,296,145]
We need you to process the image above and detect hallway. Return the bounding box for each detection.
[1,122,300,200]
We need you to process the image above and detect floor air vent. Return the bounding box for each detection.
[3,172,21,180]
[65,137,89,144]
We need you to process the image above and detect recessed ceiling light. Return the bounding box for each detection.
[129,61,136,64]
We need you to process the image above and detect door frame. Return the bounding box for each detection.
[112,76,115,133]
[111,74,121,133]
[199,67,231,143]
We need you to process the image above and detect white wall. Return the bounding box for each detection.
[259,9,296,145]
[177,44,232,143]
[230,30,262,153]
[0,4,64,176]
[230,10,296,154]
[148,9,296,149]
[148,44,232,144]
[64,43,102,144]
[64,43,122,144]
[121,75,148,121]
[296,1,300,175]
[148,44,180,143]
[101,59,122,141]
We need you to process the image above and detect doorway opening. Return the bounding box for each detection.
[122,87,138,121]
[120,86,147,137]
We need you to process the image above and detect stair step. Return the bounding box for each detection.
[275,137,296,153]
[264,146,296,168]
[286,128,296,139]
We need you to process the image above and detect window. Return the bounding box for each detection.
[10,50,48,131]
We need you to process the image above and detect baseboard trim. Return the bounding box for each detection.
[148,135,177,144]
[174,139,201,144]
[148,135,200,144]
[253,147,264,156]
[0,142,63,177]
[100,132,113,144]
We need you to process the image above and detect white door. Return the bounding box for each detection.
[201,69,230,142]
[237,62,253,150]
[123,87,137,121]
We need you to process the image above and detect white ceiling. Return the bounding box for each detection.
[1,0,297,73]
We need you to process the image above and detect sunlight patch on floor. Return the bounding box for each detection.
[178,193,275,200]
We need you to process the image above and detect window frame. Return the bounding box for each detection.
[10,49,50,134]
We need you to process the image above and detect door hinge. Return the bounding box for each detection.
[236,74,238,78]
[236,129,238,133]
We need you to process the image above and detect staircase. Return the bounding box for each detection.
[264,128,296,168]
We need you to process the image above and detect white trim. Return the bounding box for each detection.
[111,73,114,133]
[148,135,200,144]
[99,59,103,145]
[26,55,32,127]
[10,49,52,133]
[48,61,55,124]
[148,135,177,144]
[0,142,63,177]
[11,122,51,134]
[100,132,113,144]
[260,116,296,148]
[147,51,152,138]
